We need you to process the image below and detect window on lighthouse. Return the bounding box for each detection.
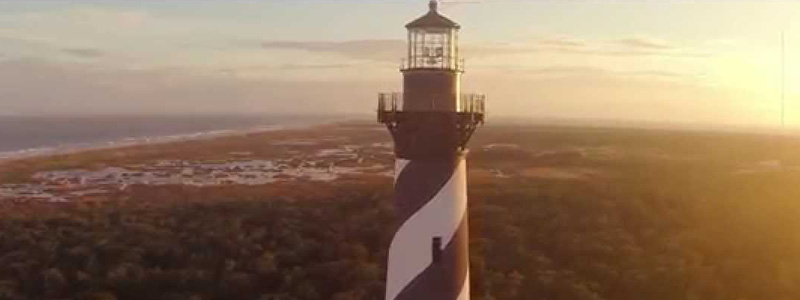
[409,28,457,69]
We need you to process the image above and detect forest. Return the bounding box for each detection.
[1,124,800,300]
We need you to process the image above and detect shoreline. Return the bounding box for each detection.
[0,121,336,165]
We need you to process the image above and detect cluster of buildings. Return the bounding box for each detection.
[0,143,394,203]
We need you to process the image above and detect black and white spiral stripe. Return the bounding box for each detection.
[385,154,470,300]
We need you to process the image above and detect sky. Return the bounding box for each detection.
[0,0,798,128]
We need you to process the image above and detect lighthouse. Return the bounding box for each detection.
[378,1,485,300]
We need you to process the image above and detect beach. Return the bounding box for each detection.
[0,121,394,203]
[0,115,349,163]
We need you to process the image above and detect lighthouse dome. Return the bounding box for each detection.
[405,1,460,29]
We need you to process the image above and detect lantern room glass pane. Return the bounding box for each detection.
[408,28,457,69]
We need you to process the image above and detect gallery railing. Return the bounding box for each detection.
[378,93,485,113]
[400,57,465,72]
[377,92,486,149]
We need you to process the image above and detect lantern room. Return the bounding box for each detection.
[404,1,462,71]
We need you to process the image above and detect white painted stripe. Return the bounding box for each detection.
[386,158,468,300]
[457,270,470,300]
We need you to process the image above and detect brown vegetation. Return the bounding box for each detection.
[1,123,800,299]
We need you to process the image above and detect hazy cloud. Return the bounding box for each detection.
[622,70,692,79]
[61,48,104,58]
[261,39,538,61]
[521,66,607,76]
[547,45,704,58]
[0,29,51,45]
[0,58,393,116]
[614,38,677,50]
[258,36,702,63]
[564,48,705,58]
[500,65,694,80]
[529,36,702,58]
[536,37,587,48]
[614,37,675,50]
[261,40,404,62]
[215,63,368,77]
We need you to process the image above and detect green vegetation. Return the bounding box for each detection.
[0,182,393,300]
[1,124,800,299]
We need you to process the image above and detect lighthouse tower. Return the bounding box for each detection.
[378,1,485,300]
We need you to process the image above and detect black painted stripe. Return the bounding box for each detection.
[393,213,470,300]
[392,158,459,230]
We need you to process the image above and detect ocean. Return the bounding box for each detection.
[0,114,342,158]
